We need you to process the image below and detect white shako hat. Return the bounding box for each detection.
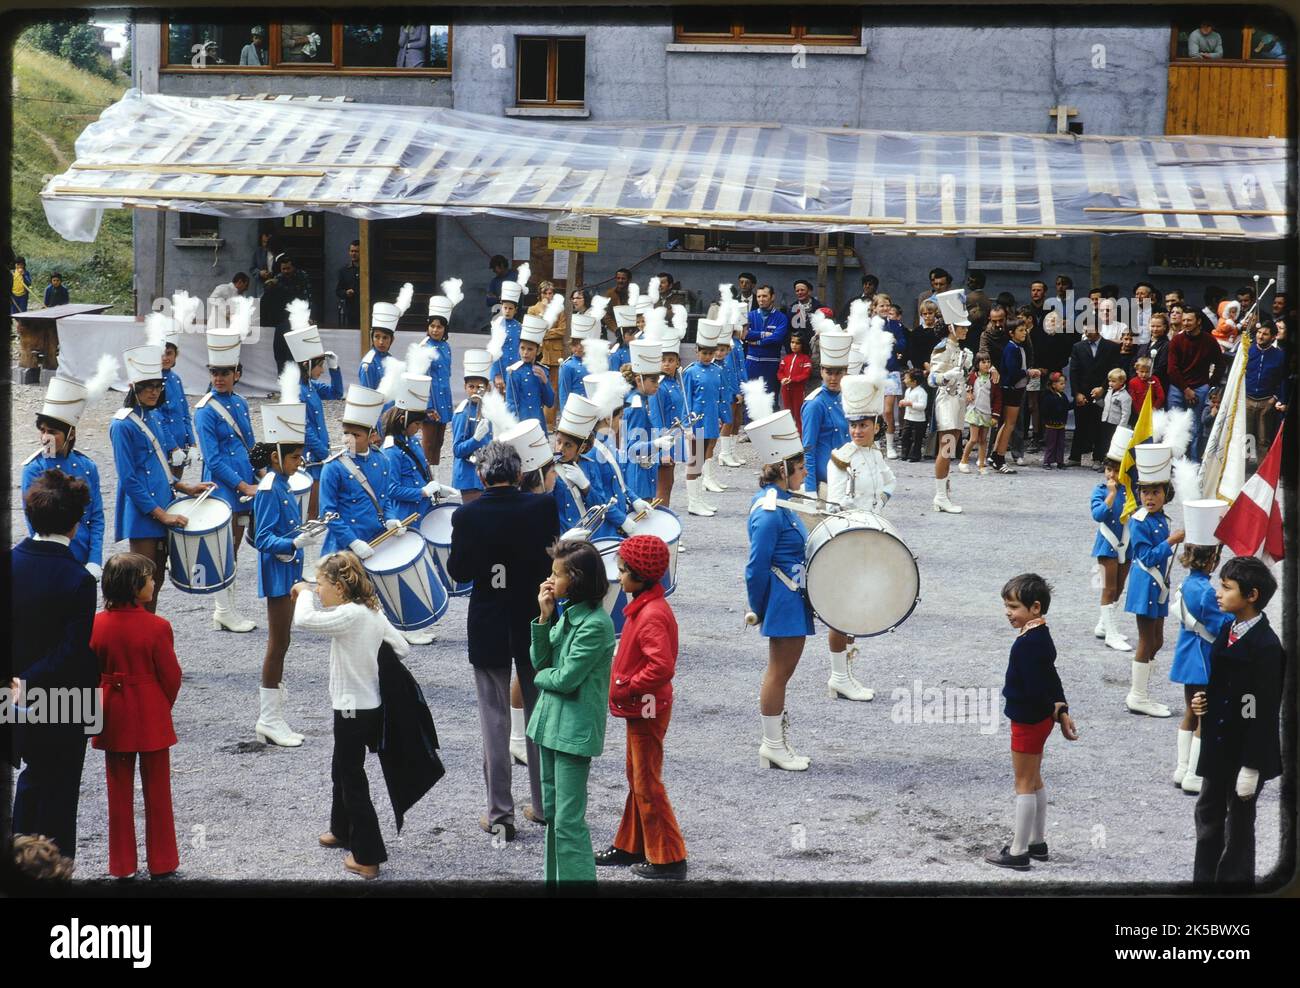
[463,348,493,380]
[746,409,804,466]
[371,302,401,332]
[695,318,726,348]
[819,330,853,368]
[501,418,552,472]
[1183,499,1229,547]
[716,333,733,350]
[284,324,325,364]
[260,401,307,445]
[570,312,599,339]
[395,373,432,413]
[841,374,884,420]
[342,384,386,429]
[661,335,682,356]
[1106,425,1134,463]
[520,314,548,345]
[557,394,601,441]
[1135,443,1173,484]
[583,371,624,400]
[427,296,455,320]
[613,305,638,329]
[500,279,524,304]
[205,329,243,368]
[935,289,971,327]
[629,340,662,374]
[41,376,90,428]
[123,344,164,384]
[847,345,865,375]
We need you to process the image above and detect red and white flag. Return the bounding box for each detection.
[1215,421,1285,563]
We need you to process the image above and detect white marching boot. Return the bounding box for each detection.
[827,647,874,701]
[720,435,744,468]
[212,583,257,633]
[1173,728,1193,787]
[1102,604,1133,651]
[933,477,963,513]
[886,433,899,460]
[686,477,716,517]
[404,628,436,645]
[702,458,727,493]
[1125,660,1172,717]
[278,681,306,743]
[509,706,529,766]
[758,711,811,771]
[256,687,303,747]
[1181,736,1203,794]
[1094,606,1107,639]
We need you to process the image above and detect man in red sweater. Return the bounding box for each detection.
[1167,311,1220,462]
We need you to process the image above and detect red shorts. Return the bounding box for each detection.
[1011,716,1054,753]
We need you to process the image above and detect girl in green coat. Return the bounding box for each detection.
[529,539,617,884]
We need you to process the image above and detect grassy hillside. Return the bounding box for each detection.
[11,45,133,312]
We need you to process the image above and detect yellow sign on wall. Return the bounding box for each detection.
[547,214,599,252]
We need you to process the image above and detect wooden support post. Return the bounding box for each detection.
[1090,234,1101,290]
[358,218,371,357]
[815,233,829,304]
[1049,104,1078,134]
[154,210,166,311]
[834,232,845,314]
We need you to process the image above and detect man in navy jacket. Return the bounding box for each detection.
[7,470,100,864]
[744,285,790,400]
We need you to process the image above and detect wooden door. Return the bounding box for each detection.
[371,215,437,333]
[525,237,584,308]
[1165,63,1288,137]
[261,213,326,318]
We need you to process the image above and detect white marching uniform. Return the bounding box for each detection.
[826,442,896,514]
[928,338,972,432]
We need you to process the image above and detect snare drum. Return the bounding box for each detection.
[166,496,236,594]
[593,537,628,638]
[289,470,314,521]
[634,506,682,596]
[363,531,449,631]
[804,511,919,637]
[419,502,472,596]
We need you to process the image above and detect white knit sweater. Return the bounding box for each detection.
[292,594,410,711]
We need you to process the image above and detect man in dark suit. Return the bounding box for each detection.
[447,441,561,840]
[1191,557,1283,889]
[8,470,100,865]
[334,239,361,328]
[1067,321,1122,467]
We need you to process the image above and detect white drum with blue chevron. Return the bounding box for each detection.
[363,530,449,631]
[166,496,236,594]
[419,501,472,597]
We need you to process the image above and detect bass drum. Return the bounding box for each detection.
[804,511,919,637]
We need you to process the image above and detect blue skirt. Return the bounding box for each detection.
[1124,565,1169,619]
[760,578,815,638]
[1091,529,1123,560]
[258,551,303,599]
[1168,632,1211,686]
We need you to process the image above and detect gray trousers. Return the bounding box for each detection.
[473,664,543,827]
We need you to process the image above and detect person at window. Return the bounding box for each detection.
[240,27,266,66]
[486,254,515,317]
[282,25,325,62]
[251,232,275,299]
[1188,22,1223,59]
[263,255,312,370]
[1252,30,1285,59]
[837,273,878,324]
[397,24,429,67]
[335,240,361,328]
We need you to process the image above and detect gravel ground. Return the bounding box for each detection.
[8,376,1284,889]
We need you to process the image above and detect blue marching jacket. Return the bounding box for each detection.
[300,367,345,479]
[156,368,194,452]
[1124,507,1174,619]
[358,347,395,391]
[584,440,631,539]
[194,390,256,514]
[109,407,177,541]
[682,361,730,441]
[383,434,433,520]
[1169,569,1231,685]
[1090,482,1129,561]
[451,398,490,492]
[320,449,402,555]
[621,390,662,500]
[491,318,522,383]
[722,343,745,401]
[801,386,850,492]
[745,486,814,638]
[553,459,606,531]
[656,373,688,462]
[558,353,587,412]
[610,343,631,372]
[423,338,454,422]
[251,471,304,598]
[21,449,105,567]
[506,359,556,433]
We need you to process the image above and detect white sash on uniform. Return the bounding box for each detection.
[120,409,174,478]
[339,455,385,526]
[1177,591,1217,644]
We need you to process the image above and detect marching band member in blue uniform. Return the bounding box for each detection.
[610,303,637,371]
[359,285,412,394]
[492,264,528,390]
[743,400,816,772]
[283,318,344,522]
[716,325,746,469]
[681,317,731,516]
[656,331,688,510]
[1122,444,1185,719]
[622,340,673,502]
[506,316,556,433]
[194,328,259,633]
[22,366,115,577]
[1091,427,1134,651]
[250,398,317,747]
[583,371,642,540]
[553,393,614,533]
[799,329,853,497]
[559,309,598,411]
[110,344,213,613]
[382,373,458,521]
[321,384,405,557]
[422,280,461,481]
[151,308,195,479]
[451,349,495,504]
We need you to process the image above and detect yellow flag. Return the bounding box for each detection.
[1119,384,1154,522]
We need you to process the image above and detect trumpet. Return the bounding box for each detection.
[568,497,618,540]
[287,511,339,539]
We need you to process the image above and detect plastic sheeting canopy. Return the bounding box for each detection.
[42,89,1291,243]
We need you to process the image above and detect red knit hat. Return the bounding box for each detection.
[618,535,670,583]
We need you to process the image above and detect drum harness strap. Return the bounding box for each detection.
[592,439,631,497]
[1096,519,1130,563]
[121,410,175,480]
[750,494,803,594]
[339,455,386,528]
[1177,591,1217,644]
[1128,509,1170,604]
[200,393,249,448]
[395,436,431,483]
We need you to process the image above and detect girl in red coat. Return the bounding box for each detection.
[594,535,688,879]
[778,332,813,429]
[90,553,181,879]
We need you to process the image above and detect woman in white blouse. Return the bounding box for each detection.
[291,552,409,879]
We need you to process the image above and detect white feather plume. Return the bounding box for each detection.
[84,354,121,405]
[742,378,775,423]
[394,282,414,317]
[846,299,872,349]
[641,307,668,344]
[487,316,506,361]
[286,298,313,333]
[145,312,171,349]
[543,295,565,327]
[278,361,301,400]
[405,340,435,376]
[719,282,735,303]
[481,389,518,434]
[582,339,609,377]
[671,304,687,335]
[588,293,610,324]
[515,262,531,294]
[1175,459,1203,504]
[1162,407,1194,461]
[647,277,660,304]
[230,297,256,339]
[627,283,640,308]
[441,277,464,308]
[861,315,895,384]
[809,310,835,337]
[590,371,631,420]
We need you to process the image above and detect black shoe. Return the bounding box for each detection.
[594,845,645,867]
[984,845,1031,870]
[1028,842,1049,861]
[1067,459,1082,467]
[631,859,688,880]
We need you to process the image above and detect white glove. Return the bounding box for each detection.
[473,417,491,441]
[293,530,323,549]
[186,447,201,467]
[558,462,590,491]
[170,448,187,467]
[324,350,339,370]
[652,435,675,450]
[421,481,440,499]
[348,538,375,561]
[632,498,653,516]
[942,368,963,384]
[560,527,591,542]
[85,562,102,580]
[619,515,640,535]
[1236,767,1260,800]
[384,519,408,538]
